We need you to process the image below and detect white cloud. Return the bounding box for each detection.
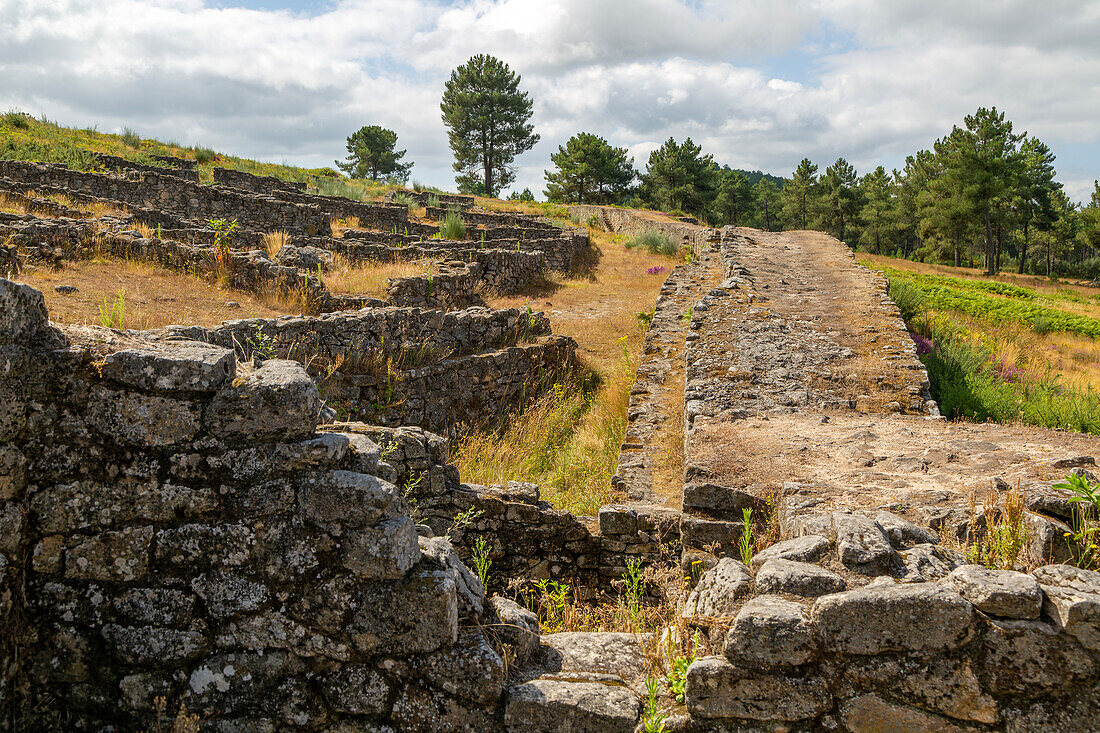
[0,0,1097,201]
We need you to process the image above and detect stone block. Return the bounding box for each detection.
[682,482,760,516]
[947,565,1043,619]
[101,342,235,392]
[320,665,390,716]
[191,570,269,619]
[598,505,637,536]
[750,534,831,570]
[414,628,504,704]
[683,558,753,619]
[101,623,208,666]
[0,279,62,347]
[874,510,939,548]
[0,444,27,500]
[348,565,457,656]
[503,679,640,733]
[114,588,196,628]
[65,526,152,582]
[755,558,846,598]
[31,479,217,534]
[156,523,253,569]
[811,582,974,654]
[205,359,319,441]
[685,656,831,721]
[832,512,897,570]
[214,610,349,660]
[680,515,743,554]
[491,595,540,663]
[542,632,652,684]
[419,535,485,618]
[1034,564,1100,650]
[839,694,971,733]
[297,469,398,535]
[724,595,815,669]
[342,516,420,579]
[85,386,201,447]
[979,617,1096,695]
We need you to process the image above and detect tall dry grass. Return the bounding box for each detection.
[322,256,432,296]
[263,230,289,259]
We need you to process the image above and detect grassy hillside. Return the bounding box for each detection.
[0,110,390,201]
[863,254,1100,433]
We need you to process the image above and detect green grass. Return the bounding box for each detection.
[625,228,678,257]
[882,266,1100,339]
[0,110,388,203]
[885,276,1100,435]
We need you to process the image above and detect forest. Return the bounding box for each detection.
[543,107,1100,278]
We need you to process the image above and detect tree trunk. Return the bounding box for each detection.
[1018,220,1029,274]
[984,208,995,275]
[995,222,1003,272]
[954,244,961,268]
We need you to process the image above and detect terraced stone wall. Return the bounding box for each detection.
[0,161,329,233]
[95,153,201,181]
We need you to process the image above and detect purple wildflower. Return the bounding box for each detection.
[647,266,668,275]
[910,333,935,357]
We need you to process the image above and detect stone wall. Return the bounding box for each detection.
[96,153,201,181]
[0,161,329,234]
[0,277,533,730]
[212,167,305,193]
[569,204,705,248]
[385,190,475,211]
[1,176,193,229]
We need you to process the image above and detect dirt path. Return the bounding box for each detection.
[685,228,1100,533]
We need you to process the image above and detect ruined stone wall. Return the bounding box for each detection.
[569,204,705,247]
[1,176,192,230]
[384,190,475,211]
[212,167,305,193]
[96,153,201,181]
[211,167,409,231]
[0,161,328,233]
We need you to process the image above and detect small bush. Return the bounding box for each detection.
[439,210,466,240]
[120,127,141,148]
[1032,315,1054,334]
[192,147,216,164]
[427,193,441,208]
[626,229,677,257]
[2,111,29,129]
[888,277,926,322]
[391,191,414,206]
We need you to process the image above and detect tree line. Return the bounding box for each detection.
[335,54,1099,278]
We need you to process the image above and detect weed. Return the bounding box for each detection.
[427,193,441,208]
[636,309,655,330]
[665,631,698,705]
[97,289,126,329]
[263,230,289,259]
[2,110,29,129]
[642,677,668,733]
[621,557,645,623]
[440,210,466,240]
[150,695,200,733]
[472,535,493,591]
[966,486,1029,569]
[120,127,141,148]
[191,147,216,164]
[1053,472,1100,569]
[244,324,278,360]
[738,507,754,566]
[391,191,414,206]
[445,506,484,541]
[888,277,926,322]
[527,579,574,633]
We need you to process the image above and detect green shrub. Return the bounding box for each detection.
[427,193,441,208]
[2,111,29,129]
[192,147,216,164]
[391,191,414,206]
[120,127,141,148]
[626,229,677,257]
[888,277,927,321]
[439,210,466,240]
[1033,315,1054,334]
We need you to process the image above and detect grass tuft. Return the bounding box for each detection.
[626,229,678,257]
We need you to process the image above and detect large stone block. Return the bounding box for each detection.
[1033,564,1100,650]
[191,570,269,619]
[832,512,897,571]
[156,523,254,569]
[0,279,64,347]
[85,386,201,447]
[839,694,972,733]
[65,526,152,582]
[947,565,1043,619]
[101,623,208,666]
[297,469,398,535]
[504,679,640,733]
[683,558,753,619]
[0,444,27,501]
[100,342,235,392]
[811,582,974,654]
[205,359,319,441]
[348,564,457,656]
[342,515,420,579]
[750,534,831,570]
[724,595,816,669]
[979,617,1097,696]
[320,664,391,716]
[685,656,831,721]
[754,558,846,598]
[31,479,217,534]
[414,628,505,704]
[542,632,652,684]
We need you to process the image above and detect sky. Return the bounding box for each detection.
[3,0,1099,203]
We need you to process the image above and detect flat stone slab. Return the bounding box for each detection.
[724,595,815,669]
[542,632,652,683]
[504,678,640,733]
[750,534,831,570]
[947,564,1042,619]
[755,558,846,598]
[811,581,974,654]
[101,342,235,392]
[1034,564,1100,650]
[685,656,831,721]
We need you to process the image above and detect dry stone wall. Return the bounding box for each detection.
[95,153,201,181]
[0,161,329,233]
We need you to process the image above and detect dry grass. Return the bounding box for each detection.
[322,256,432,296]
[15,257,286,329]
[263,230,289,259]
[329,216,362,238]
[489,228,678,372]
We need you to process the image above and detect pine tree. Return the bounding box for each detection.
[753,178,782,231]
[1013,136,1060,273]
[782,158,818,229]
[440,54,539,197]
[639,138,716,216]
[819,157,861,242]
[712,169,754,226]
[335,125,412,182]
[959,107,1024,274]
[858,166,895,254]
[543,132,635,204]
